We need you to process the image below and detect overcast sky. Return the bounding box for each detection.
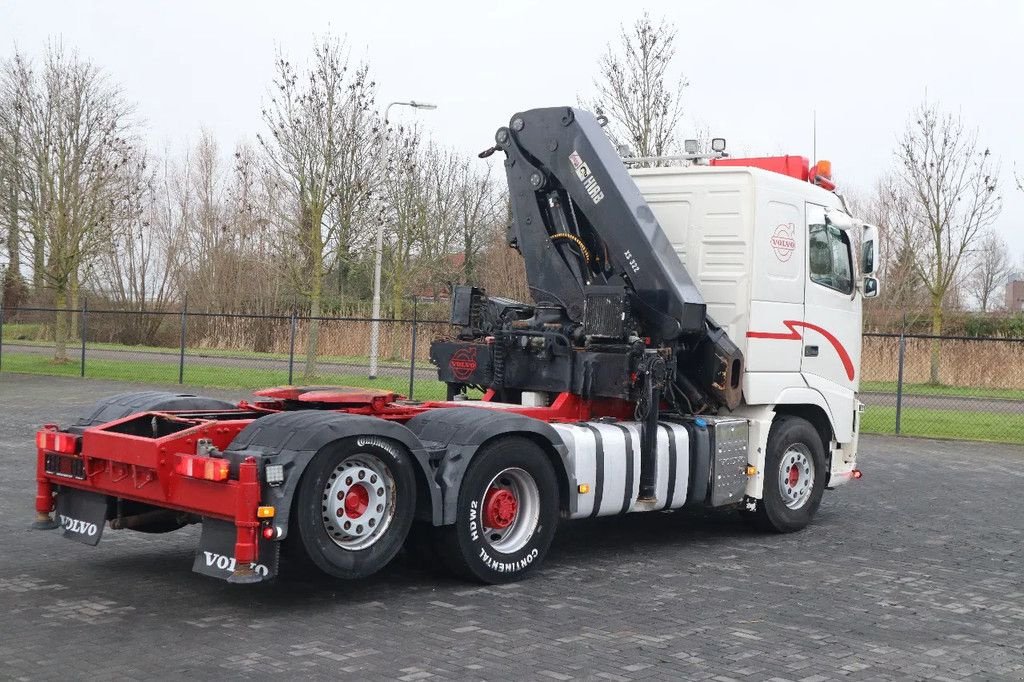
[3,0,1022,263]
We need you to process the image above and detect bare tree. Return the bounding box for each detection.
[88,151,185,343]
[863,176,930,328]
[455,158,501,283]
[410,142,461,302]
[477,220,530,302]
[14,44,142,361]
[379,127,429,320]
[327,85,387,308]
[890,100,1001,382]
[966,230,1011,312]
[258,36,383,379]
[592,12,688,163]
[174,132,236,310]
[0,53,29,307]
[224,141,288,314]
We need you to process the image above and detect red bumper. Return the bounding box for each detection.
[35,413,266,568]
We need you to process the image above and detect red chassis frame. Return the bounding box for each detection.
[35,387,635,571]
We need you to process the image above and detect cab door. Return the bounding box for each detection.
[801,204,861,439]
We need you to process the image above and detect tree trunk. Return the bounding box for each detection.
[928,294,943,385]
[3,172,22,308]
[53,286,69,363]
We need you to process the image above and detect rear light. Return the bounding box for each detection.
[852,469,863,479]
[262,526,276,539]
[264,464,285,485]
[43,453,87,479]
[175,453,229,481]
[36,429,81,455]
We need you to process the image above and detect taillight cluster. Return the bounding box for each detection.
[175,453,230,481]
[36,428,81,455]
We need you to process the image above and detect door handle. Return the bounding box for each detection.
[804,345,819,357]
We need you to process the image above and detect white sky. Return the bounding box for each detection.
[3,0,1023,262]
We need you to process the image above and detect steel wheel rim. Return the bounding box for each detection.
[322,453,395,551]
[778,444,815,510]
[480,467,540,554]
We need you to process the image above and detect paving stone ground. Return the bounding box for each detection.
[1,373,1022,681]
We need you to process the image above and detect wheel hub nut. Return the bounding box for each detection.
[483,488,518,529]
[787,465,800,488]
[344,485,370,518]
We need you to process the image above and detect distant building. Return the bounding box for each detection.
[1007,272,1024,312]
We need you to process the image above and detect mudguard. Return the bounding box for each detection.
[224,410,441,537]
[404,407,573,524]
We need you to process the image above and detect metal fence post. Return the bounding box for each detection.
[408,299,418,399]
[178,295,188,385]
[288,309,297,385]
[895,332,906,435]
[80,297,87,378]
[0,302,5,373]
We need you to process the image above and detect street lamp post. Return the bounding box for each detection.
[369,100,438,380]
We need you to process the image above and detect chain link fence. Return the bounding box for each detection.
[2,305,1023,444]
[0,303,453,401]
[861,333,1024,444]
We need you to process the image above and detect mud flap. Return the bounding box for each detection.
[54,488,109,546]
[192,518,279,581]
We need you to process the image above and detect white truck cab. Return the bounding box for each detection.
[631,156,879,498]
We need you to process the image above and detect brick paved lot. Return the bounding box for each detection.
[1,374,1022,681]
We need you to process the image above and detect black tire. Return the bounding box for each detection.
[745,416,826,533]
[290,437,416,580]
[72,391,236,431]
[437,436,559,584]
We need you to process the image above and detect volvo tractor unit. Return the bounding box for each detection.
[32,107,879,584]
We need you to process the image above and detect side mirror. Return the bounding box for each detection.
[862,276,879,299]
[861,223,879,276]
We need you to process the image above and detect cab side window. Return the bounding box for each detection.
[809,223,853,294]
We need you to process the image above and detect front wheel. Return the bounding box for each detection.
[438,436,559,584]
[290,437,416,579]
[744,416,826,533]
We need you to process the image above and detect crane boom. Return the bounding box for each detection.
[432,106,743,424]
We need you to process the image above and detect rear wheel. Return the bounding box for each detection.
[745,416,826,533]
[438,437,559,584]
[290,437,416,579]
